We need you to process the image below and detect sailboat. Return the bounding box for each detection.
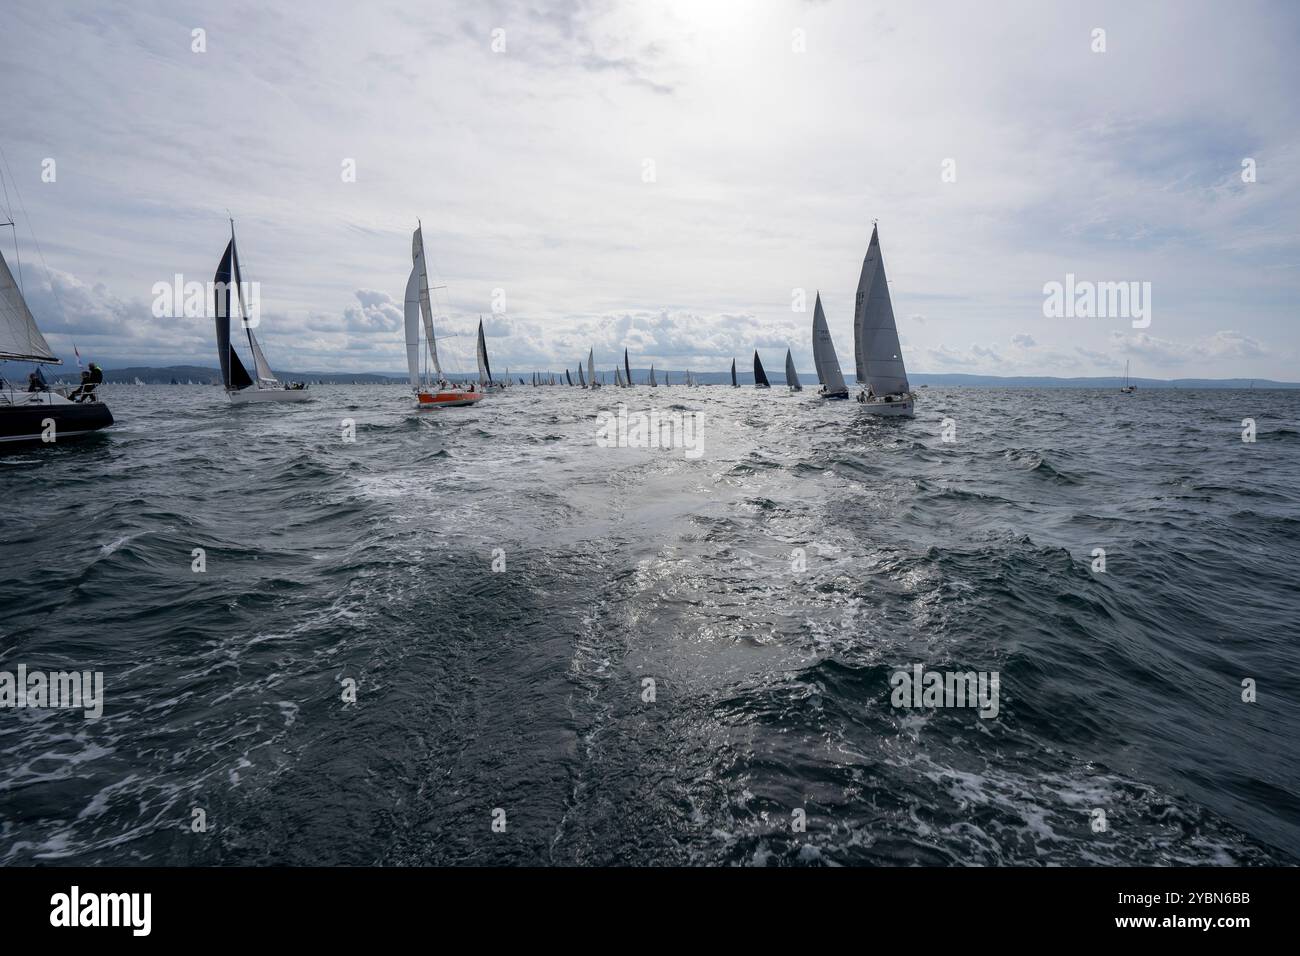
[853,223,914,416]
[1,244,114,444]
[614,366,625,387]
[785,349,802,391]
[648,365,657,387]
[588,349,601,389]
[1120,360,1136,394]
[577,361,587,388]
[214,221,310,403]
[753,351,770,388]
[811,292,850,399]
[404,222,483,408]
[730,358,738,387]
[477,318,504,392]
[624,349,633,388]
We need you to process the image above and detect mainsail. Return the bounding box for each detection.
[587,349,595,385]
[624,349,632,387]
[566,369,573,386]
[476,318,492,384]
[753,351,770,387]
[214,236,254,391]
[403,262,421,388]
[412,225,441,379]
[0,247,58,363]
[811,293,848,394]
[649,365,656,387]
[730,358,737,387]
[853,224,910,396]
[785,349,802,390]
[577,362,587,387]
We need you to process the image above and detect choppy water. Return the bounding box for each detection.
[1,383,1297,865]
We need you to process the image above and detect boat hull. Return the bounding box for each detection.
[819,388,850,400]
[227,387,313,404]
[416,389,485,408]
[857,392,914,417]
[0,399,114,444]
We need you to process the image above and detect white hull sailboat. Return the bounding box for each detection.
[853,223,914,416]
[405,222,483,409]
[811,292,850,399]
[214,222,311,404]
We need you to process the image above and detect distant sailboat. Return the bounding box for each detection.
[753,351,770,388]
[215,221,310,404]
[577,361,587,388]
[785,349,802,391]
[477,318,504,392]
[404,222,483,408]
[853,223,913,416]
[565,369,573,386]
[811,292,849,399]
[730,358,738,387]
[1120,360,1136,394]
[624,349,633,388]
[1,239,114,443]
[588,349,601,389]
[649,364,657,387]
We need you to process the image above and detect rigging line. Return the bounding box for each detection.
[0,143,65,324]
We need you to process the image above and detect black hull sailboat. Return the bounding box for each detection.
[753,350,770,388]
[1,240,113,445]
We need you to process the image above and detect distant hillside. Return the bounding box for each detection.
[94,366,1300,389]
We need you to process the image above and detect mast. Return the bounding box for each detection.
[412,221,441,382]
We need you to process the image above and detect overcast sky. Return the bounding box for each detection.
[2,0,1297,378]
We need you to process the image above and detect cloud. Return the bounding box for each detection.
[1011,333,1036,348]
[343,290,402,332]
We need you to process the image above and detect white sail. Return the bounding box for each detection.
[853,224,909,396]
[0,247,58,363]
[412,225,441,378]
[649,365,656,386]
[246,329,278,383]
[785,349,801,389]
[403,263,421,389]
[811,293,848,394]
[587,349,595,384]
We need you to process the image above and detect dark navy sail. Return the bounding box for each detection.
[624,349,632,386]
[214,238,254,391]
[753,351,770,388]
[731,358,737,387]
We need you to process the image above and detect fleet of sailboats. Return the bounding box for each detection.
[4,211,935,441]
